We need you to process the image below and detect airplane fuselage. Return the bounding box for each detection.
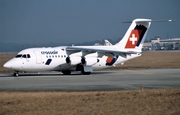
[4,47,140,73]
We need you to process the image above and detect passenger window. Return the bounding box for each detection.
[27,54,31,58]
[55,55,57,58]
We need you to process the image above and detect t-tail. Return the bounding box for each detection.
[115,18,152,52]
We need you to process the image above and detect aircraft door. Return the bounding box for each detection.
[34,50,42,64]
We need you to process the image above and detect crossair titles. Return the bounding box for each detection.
[41,50,58,55]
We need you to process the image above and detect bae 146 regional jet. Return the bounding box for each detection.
[3,18,168,76]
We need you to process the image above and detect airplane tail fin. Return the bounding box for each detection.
[115,18,152,52]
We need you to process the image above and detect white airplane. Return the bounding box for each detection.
[3,18,152,76]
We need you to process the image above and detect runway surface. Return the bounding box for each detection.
[0,69,180,91]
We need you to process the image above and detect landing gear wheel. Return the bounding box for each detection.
[81,71,91,75]
[80,66,91,75]
[13,72,19,77]
[62,70,71,75]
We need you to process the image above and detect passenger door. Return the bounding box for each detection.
[33,50,42,64]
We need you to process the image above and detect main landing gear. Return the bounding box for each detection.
[62,70,91,75]
[81,69,91,75]
[80,65,92,75]
[62,70,71,75]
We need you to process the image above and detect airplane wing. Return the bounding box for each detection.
[65,46,140,58]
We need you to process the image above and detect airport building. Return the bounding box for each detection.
[143,38,180,50]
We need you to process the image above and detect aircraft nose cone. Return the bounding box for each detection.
[3,62,12,69]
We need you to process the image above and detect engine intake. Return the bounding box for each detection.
[66,57,81,65]
[81,57,99,66]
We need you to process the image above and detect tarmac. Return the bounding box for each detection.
[0,69,180,91]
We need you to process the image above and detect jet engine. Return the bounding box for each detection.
[66,57,81,65]
[81,57,99,66]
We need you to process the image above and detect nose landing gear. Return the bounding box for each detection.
[13,71,19,77]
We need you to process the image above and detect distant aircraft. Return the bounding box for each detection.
[104,40,113,46]
[3,18,153,76]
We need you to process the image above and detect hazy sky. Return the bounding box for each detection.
[0,0,180,45]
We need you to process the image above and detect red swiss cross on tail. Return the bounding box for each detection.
[125,30,140,48]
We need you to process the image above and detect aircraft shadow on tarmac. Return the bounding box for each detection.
[0,71,115,77]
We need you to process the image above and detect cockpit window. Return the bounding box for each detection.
[15,54,31,58]
[27,54,31,58]
[22,54,26,58]
[15,54,22,58]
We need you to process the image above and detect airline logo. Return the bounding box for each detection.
[41,50,58,55]
[106,55,119,66]
[125,25,147,48]
[45,59,52,65]
[125,30,140,48]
